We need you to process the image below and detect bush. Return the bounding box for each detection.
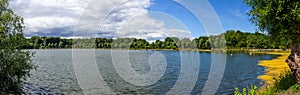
[234,71,297,95]
[274,71,296,90]
[0,50,35,92]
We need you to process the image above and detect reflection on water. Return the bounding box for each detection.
[24,49,278,94]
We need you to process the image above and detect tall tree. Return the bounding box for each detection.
[0,0,35,92]
[245,0,300,82]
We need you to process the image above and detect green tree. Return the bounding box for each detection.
[245,0,300,82]
[0,0,35,92]
[154,40,162,49]
[181,38,191,48]
[58,41,63,48]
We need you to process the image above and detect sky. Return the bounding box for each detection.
[9,0,257,41]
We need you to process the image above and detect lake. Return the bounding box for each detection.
[22,49,278,95]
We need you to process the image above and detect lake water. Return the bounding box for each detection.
[22,49,278,95]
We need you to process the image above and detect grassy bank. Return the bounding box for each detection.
[234,51,300,94]
[234,71,299,95]
[257,52,290,85]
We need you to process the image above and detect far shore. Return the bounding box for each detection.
[26,48,291,53]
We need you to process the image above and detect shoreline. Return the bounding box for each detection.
[25,48,287,52]
[253,52,290,86]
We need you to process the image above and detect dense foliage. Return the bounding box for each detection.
[223,30,290,49]
[24,30,290,50]
[234,71,298,95]
[245,0,300,84]
[244,0,300,41]
[0,0,35,92]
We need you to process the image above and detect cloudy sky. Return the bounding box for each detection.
[9,0,255,41]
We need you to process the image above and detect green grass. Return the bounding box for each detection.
[234,71,300,95]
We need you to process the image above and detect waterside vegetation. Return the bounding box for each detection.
[234,52,299,95]
[23,30,290,50]
[0,0,35,93]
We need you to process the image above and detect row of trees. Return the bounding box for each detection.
[24,36,73,49]
[23,30,290,50]
[223,30,290,49]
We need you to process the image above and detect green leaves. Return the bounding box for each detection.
[245,0,300,41]
[0,0,35,93]
[23,30,290,50]
[234,85,258,95]
[0,50,35,92]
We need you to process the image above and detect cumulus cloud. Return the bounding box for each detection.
[9,0,90,36]
[9,0,191,41]
[115,13,191,41]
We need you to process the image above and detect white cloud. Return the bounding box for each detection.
[9,0,91,36]
[9,0,191,41]
[230,9,245,19]
[115,13,191,41]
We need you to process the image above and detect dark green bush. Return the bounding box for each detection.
[234,71,297,95]
[0,50,35,92]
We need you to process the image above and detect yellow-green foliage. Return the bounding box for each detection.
[234,71,298,95]
[234,85,258,95]
[257,52,290,85]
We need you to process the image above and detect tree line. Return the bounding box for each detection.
[22,30,290,50]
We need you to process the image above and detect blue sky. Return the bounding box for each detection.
[10,0,257,40]
[209,0,257,32]
[148,0,257,37]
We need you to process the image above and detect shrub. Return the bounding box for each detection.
[0,50,35,92]
[234,71,297,95]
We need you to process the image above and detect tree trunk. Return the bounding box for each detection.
[286,37,300,83]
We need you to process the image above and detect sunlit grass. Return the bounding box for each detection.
[257,52,290,85]
[235,71,297,95]
[234,51,300,95]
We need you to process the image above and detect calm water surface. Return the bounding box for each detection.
[23,49,278,95]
